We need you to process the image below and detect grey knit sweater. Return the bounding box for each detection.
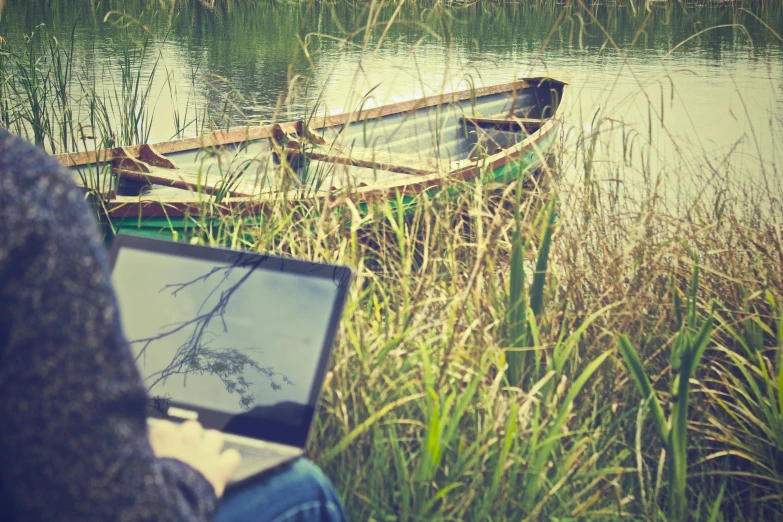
[0,129,218,521]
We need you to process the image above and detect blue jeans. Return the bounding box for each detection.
[215,458,347,522]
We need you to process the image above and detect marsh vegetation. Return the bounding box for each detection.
[1,0,782,520]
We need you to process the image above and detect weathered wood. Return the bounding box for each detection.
[61,76,568,221]
[270,124,286,143]
[114,147,152,174]
[304,145,434,176]
[115,165,256,198]
[294,120,327,145]
[100,120,553,218]
[56,124,296,168]
[138,144,179,169]
[460,116,546,130]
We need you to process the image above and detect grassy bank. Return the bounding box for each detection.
[2,1,783,520]
[179,135,780,520]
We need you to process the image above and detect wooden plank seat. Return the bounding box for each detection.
[71,144,272,198]
[306,161,423,191]
[291,143,436,177]
[459,115,550,158]
[114,164,272,198]
[459,115,547,132]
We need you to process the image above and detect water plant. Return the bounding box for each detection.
[618,258,715,520]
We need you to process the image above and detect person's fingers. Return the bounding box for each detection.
[181,420,203,431]
[202,429,224,453]
[219,449,242,478]
[179,420,204,442]
[148,420,175,442]
[207,449,241,498]
[148,421,178,456]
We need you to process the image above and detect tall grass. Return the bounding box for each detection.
[104,11,162,148]
[618,260,716,520]
[167,161,771,521]
[0,8,200,154]
[171,117,780,519]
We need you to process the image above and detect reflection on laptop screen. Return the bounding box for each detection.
[111,247,338,423]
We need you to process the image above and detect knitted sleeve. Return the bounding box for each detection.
[0,129,218,522]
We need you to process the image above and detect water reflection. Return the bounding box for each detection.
[111,246,340,416]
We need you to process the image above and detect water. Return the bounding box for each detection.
[1,1,781,211]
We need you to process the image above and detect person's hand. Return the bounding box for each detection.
[148,420,241,497]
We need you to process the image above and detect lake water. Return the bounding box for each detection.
[2,1,782,211]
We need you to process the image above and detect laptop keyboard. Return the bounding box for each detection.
[223,441,285,461]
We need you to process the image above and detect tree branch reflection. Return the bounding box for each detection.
[130,253,293,411]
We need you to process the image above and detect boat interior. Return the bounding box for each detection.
[63,78,565,201]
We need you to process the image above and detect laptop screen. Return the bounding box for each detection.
[109,235,351,447]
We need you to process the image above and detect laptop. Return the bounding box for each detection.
[108,234,352,485]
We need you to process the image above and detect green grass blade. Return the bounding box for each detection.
[618,335,669,441]
[320,393,424,465]
[776,303,783,416]
[523,350,611,508]
[506,212,527,386]
[441,362,484,458]
[779,361,783,418]
[387,425,412,518]
[670,316,713,520]
[687,257,700,329]
[707,481,727,522]
[421,482,463,517]
[554,302,619,375]
[688,316,715,376]
[491,401,518,497]
[529,196,557,317]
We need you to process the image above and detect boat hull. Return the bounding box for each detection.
[107,130,558,240]
[58,77,569,241]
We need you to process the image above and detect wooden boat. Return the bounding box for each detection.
[56,76,569,239]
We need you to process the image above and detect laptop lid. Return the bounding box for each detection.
[108,234,352,448]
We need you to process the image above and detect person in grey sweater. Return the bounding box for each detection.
[0,128,347,521]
